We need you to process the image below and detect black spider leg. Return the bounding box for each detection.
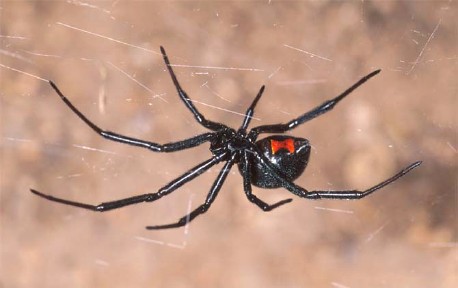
[241,151,293,211]
[160,46,226,131]
[239,85,264,132]
[30,154,224,212]
[250,143,422,199]
[146,155,236,230]
[249,69,381,138]
[48,81,214,152]
[237,86,293,210]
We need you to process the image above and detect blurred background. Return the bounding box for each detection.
[1,1,456,287]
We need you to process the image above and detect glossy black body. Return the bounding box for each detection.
[242,135,310,188]
[30,47,422,230]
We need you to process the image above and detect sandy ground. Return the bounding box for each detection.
[1,1,456,287]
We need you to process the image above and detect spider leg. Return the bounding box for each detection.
[49,81,214,152]
[249,69,381,137]
[249,143,421,199]
[30,155,224,212]
[241,151,292,211]
[239,85,265,132]
[285,161,422,199]
[160,46,227,131]
[146,155,236,230]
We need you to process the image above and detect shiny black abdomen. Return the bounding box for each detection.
[239,135,311,188]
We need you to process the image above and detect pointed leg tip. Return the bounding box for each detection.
[145,225,176,230]
[30,188,41,196]
[279,198,293,205]
[30,188,51,200]
[367,69,382,78]
[412,160,423,168]
[402,160,422,174]
[146,218,189,230]
[48,81,63,97]
[160,46,166,55]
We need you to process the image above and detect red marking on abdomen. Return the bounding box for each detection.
[271,138,295,154]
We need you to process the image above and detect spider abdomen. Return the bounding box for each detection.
[243,135,311,189]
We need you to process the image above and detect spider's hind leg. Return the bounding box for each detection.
[261,158,422,200]
[297,161,422,200]
[249,142,421,200]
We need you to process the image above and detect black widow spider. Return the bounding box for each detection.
[30,46,421,230]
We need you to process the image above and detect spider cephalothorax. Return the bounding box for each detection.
[30,46,421,230]
[209,127,237,156]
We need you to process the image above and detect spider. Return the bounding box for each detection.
[30,46,422,230]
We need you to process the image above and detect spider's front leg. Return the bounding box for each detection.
[49,81,214,152]
[160,46,226,132]
[249,69,381,137]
